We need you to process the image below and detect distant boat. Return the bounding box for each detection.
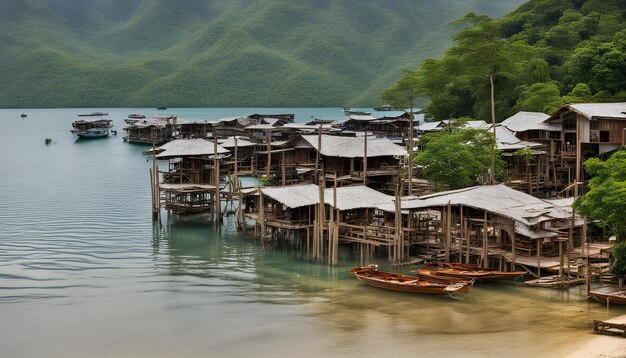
[20,113,27,118]
[349,265,470,295]
[157,107,167,110]
[78,112,109,117]
[342,107,371,116]
[71,116,113,138]
[124,114,146,124]
[373,104,396,111]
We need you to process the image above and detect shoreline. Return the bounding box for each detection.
[565,334,626,358]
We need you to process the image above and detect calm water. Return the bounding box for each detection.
[1,108,624,358]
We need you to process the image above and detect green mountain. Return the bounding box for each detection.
[395,0,626,121]
[0,0,525,108]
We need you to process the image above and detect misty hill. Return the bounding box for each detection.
[0,0,525,108]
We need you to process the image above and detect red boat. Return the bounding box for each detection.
[349,265,470,295]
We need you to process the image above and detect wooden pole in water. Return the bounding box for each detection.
[332,175,338,265]
[151,128,159,219]
[537,239,541,279]
[586,241,591,299]
[445,201,451,263]
[259,188,266,239]
[214,135,221,225]
[408,107,413,195]
[482,211,488,267]
[568,206,575,279]
[234,137,239,192]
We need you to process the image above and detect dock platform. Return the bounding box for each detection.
[593,314,626,337]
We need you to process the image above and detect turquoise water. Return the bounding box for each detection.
[0,108,624,357]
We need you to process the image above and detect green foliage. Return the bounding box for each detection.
[610,243,626,277]
[0,0,526,108]
[574,148,626,242]
[415,127,504,190]
[387,0,626,122]
[513,147,536,161]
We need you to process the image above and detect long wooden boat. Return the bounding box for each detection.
[417,263,526,282]
[348,265,470,295]
[590,290,626,305]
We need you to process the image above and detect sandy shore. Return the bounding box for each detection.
[565,335,626,358]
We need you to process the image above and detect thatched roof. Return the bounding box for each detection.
[156,139,230,159]
[298,135,406,158]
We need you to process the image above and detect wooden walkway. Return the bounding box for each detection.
[594,314,626,337]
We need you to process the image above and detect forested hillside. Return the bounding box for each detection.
[0,0,525,108]
[393,0,626,121]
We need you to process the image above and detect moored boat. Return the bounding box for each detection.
[417,263,526,282]
[71,117,113,138]
[21,113,27,118]
[124,114,146,124]
[78,112,109,117]
[590,289,626,304]
[342,107,371,116]
[349,265,470,295]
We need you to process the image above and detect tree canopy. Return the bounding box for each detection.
[386,0,626,122]
[574,148,626,243]
[414,125,504,190]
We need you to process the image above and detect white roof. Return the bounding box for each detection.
[379,184,574,227]
[261,184,396,211]
[348,115,378,121]
[219,136,256,148]
[298,135,406,158]
[416,121,447,132]
[463,120,490,130]
[261,184,320,209]
[501,111,558,132]
[324,185,395,211]
[568,103,626,120]
[156,139,230,158]
[495,126,543,151]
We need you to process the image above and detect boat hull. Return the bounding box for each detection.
[421,263,525,282]
[71,129,110,138]
[591,291,626,304]
[349,266,469,295]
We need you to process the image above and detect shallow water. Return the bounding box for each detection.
[0,108,624,357]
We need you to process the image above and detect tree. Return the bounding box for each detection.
[514,82,563,113]
[415,126,504,190]
[447,13,530,184]
[574,148,626,243]
[382,69,421,194]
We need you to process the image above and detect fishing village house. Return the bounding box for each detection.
[152,138,230,214]
[123,115,180,144]
[268,134,408,192]
[543,102,626,195]
[498,111,562,195]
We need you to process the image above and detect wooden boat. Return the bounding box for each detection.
[417,263,526,282]
[590,289,626,305]
[348,265,470,295]
[20,113,27,118]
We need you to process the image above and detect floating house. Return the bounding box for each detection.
[123,115,179,144]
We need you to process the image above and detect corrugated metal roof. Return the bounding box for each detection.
[416,121,446,132]
[299,135,406,158]
[568,103,626,120]
[495,126,543,151]
[324,185,395,211]
[464,120,490,130]
[260,184,396,211]
[379,184,574,227]
[156,139,230,158]
[501,111,558,132]
[261,184,320,208]
[219,136,256,148]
